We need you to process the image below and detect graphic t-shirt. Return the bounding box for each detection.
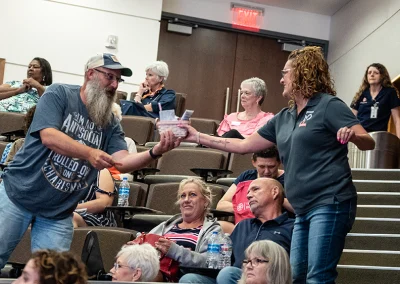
[3,84,127,219]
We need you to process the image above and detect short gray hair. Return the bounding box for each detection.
[116,244,160,282]
[241,77,267,105]
[145,61,169,83]
[176,178,213,217]
[238,240,292,284]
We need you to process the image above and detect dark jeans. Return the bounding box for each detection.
[290,197,357,284]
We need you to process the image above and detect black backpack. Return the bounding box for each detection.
[81,231,111,280]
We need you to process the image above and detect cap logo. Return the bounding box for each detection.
[111,55,120,63]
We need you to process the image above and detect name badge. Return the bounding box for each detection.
[231,121,241,126]
[370,103,379,119]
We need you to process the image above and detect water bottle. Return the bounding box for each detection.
[117,177,130,206]
[206,231,221,269]
[219,233,233,268]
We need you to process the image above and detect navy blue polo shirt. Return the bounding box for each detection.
[351,87,400,132]
[233,169,285,187]
[230,212,294,268]
[258,93,359,215]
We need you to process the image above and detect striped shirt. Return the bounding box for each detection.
[164,224,203,251]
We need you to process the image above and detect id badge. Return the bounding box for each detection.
[231,121,241,126]
[370,104,379,119]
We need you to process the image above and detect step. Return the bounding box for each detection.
[354,180,400,192]
[337,265,400,284]
[351,218,400,234]
[352,169,400,181]
[345,233,400,250]
[356,205,400,218]
[339,249,400,267]
[357,192,400,205]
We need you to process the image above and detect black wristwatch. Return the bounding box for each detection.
[149,147,162,159]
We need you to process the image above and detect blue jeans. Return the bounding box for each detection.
[291,197,357,284]
[0,182,73,269]
[179,266,242,284]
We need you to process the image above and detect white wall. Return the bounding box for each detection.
[0,0,163,92]
[329,0,400,105]
[162,0,331,40]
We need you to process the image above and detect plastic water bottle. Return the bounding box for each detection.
[206,232,221,269]
[219,233,233,268]
[117,177,130,206]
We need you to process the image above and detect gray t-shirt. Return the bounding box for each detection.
[3,84,127,219]
[258,93,359,214]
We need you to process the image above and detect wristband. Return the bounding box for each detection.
[196,132,200,144]
[149,147,162,159]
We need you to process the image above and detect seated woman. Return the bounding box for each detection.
[72,169,117,227]
[126,61,175,118]
[0,57,52,113]
[351,63,400,138]
[217,77,274,139]
[238,240,292,284]
[109,244,160,282]
[149,178,221,269]
[13,249,87,284]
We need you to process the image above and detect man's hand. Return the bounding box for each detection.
[152,130,181,155]
[87,148,114,170]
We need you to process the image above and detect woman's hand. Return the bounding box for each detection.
[155,238,173,254]
[179,123,198,143]
[337,126,355,144]
[23,78,42,89]
[137,81,149,96]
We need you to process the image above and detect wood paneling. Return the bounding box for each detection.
[158,20,290,119]
[158,20,237,119]
[231,34,289,115]
[0,58,5,85]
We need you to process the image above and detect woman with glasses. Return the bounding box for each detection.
[350,63,400,138]
[0,57,52,113]
[217,77,274,139]
[182,46,375,283]
[238,240,291,284]
[12,249,87,284]
[126,60,175,118]
[110,244,159,282]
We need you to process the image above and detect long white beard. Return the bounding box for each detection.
[84,76,116,128]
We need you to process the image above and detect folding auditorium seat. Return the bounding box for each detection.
[0,112,25,135]
[120,115,155,145]
[227,152,254,177]
[189,117,220,136]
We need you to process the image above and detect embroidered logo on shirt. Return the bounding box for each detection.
[299,111,314,127]
[274,231,281,234]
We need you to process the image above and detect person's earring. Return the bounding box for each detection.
[42,76,45,82]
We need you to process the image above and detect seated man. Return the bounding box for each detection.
[179,178,294,284]
[217,146,292,233]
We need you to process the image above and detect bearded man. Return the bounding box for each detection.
[0,53,180,269]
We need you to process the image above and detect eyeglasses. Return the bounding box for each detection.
[281,69,291,77]
[113,262,133,271]
[240,91,255,97]
[94,69,124,83]
[242,257,269,267]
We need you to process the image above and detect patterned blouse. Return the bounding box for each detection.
[0,81,40,113]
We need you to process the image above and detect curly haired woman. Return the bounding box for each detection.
[12,249,87,284]
[182,46,375,283]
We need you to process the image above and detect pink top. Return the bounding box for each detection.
[217,111,274,137]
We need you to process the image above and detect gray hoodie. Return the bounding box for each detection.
[150,214,221,267]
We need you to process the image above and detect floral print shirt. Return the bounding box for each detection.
[0,81,40,113]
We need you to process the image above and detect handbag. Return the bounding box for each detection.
[132,233,180,282]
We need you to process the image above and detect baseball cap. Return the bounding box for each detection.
[85,53,132,77]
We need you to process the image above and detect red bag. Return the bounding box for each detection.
[132,233,180,282]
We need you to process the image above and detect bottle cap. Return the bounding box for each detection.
[123,177,128,181]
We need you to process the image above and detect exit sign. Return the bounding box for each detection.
[231,3,264,32]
